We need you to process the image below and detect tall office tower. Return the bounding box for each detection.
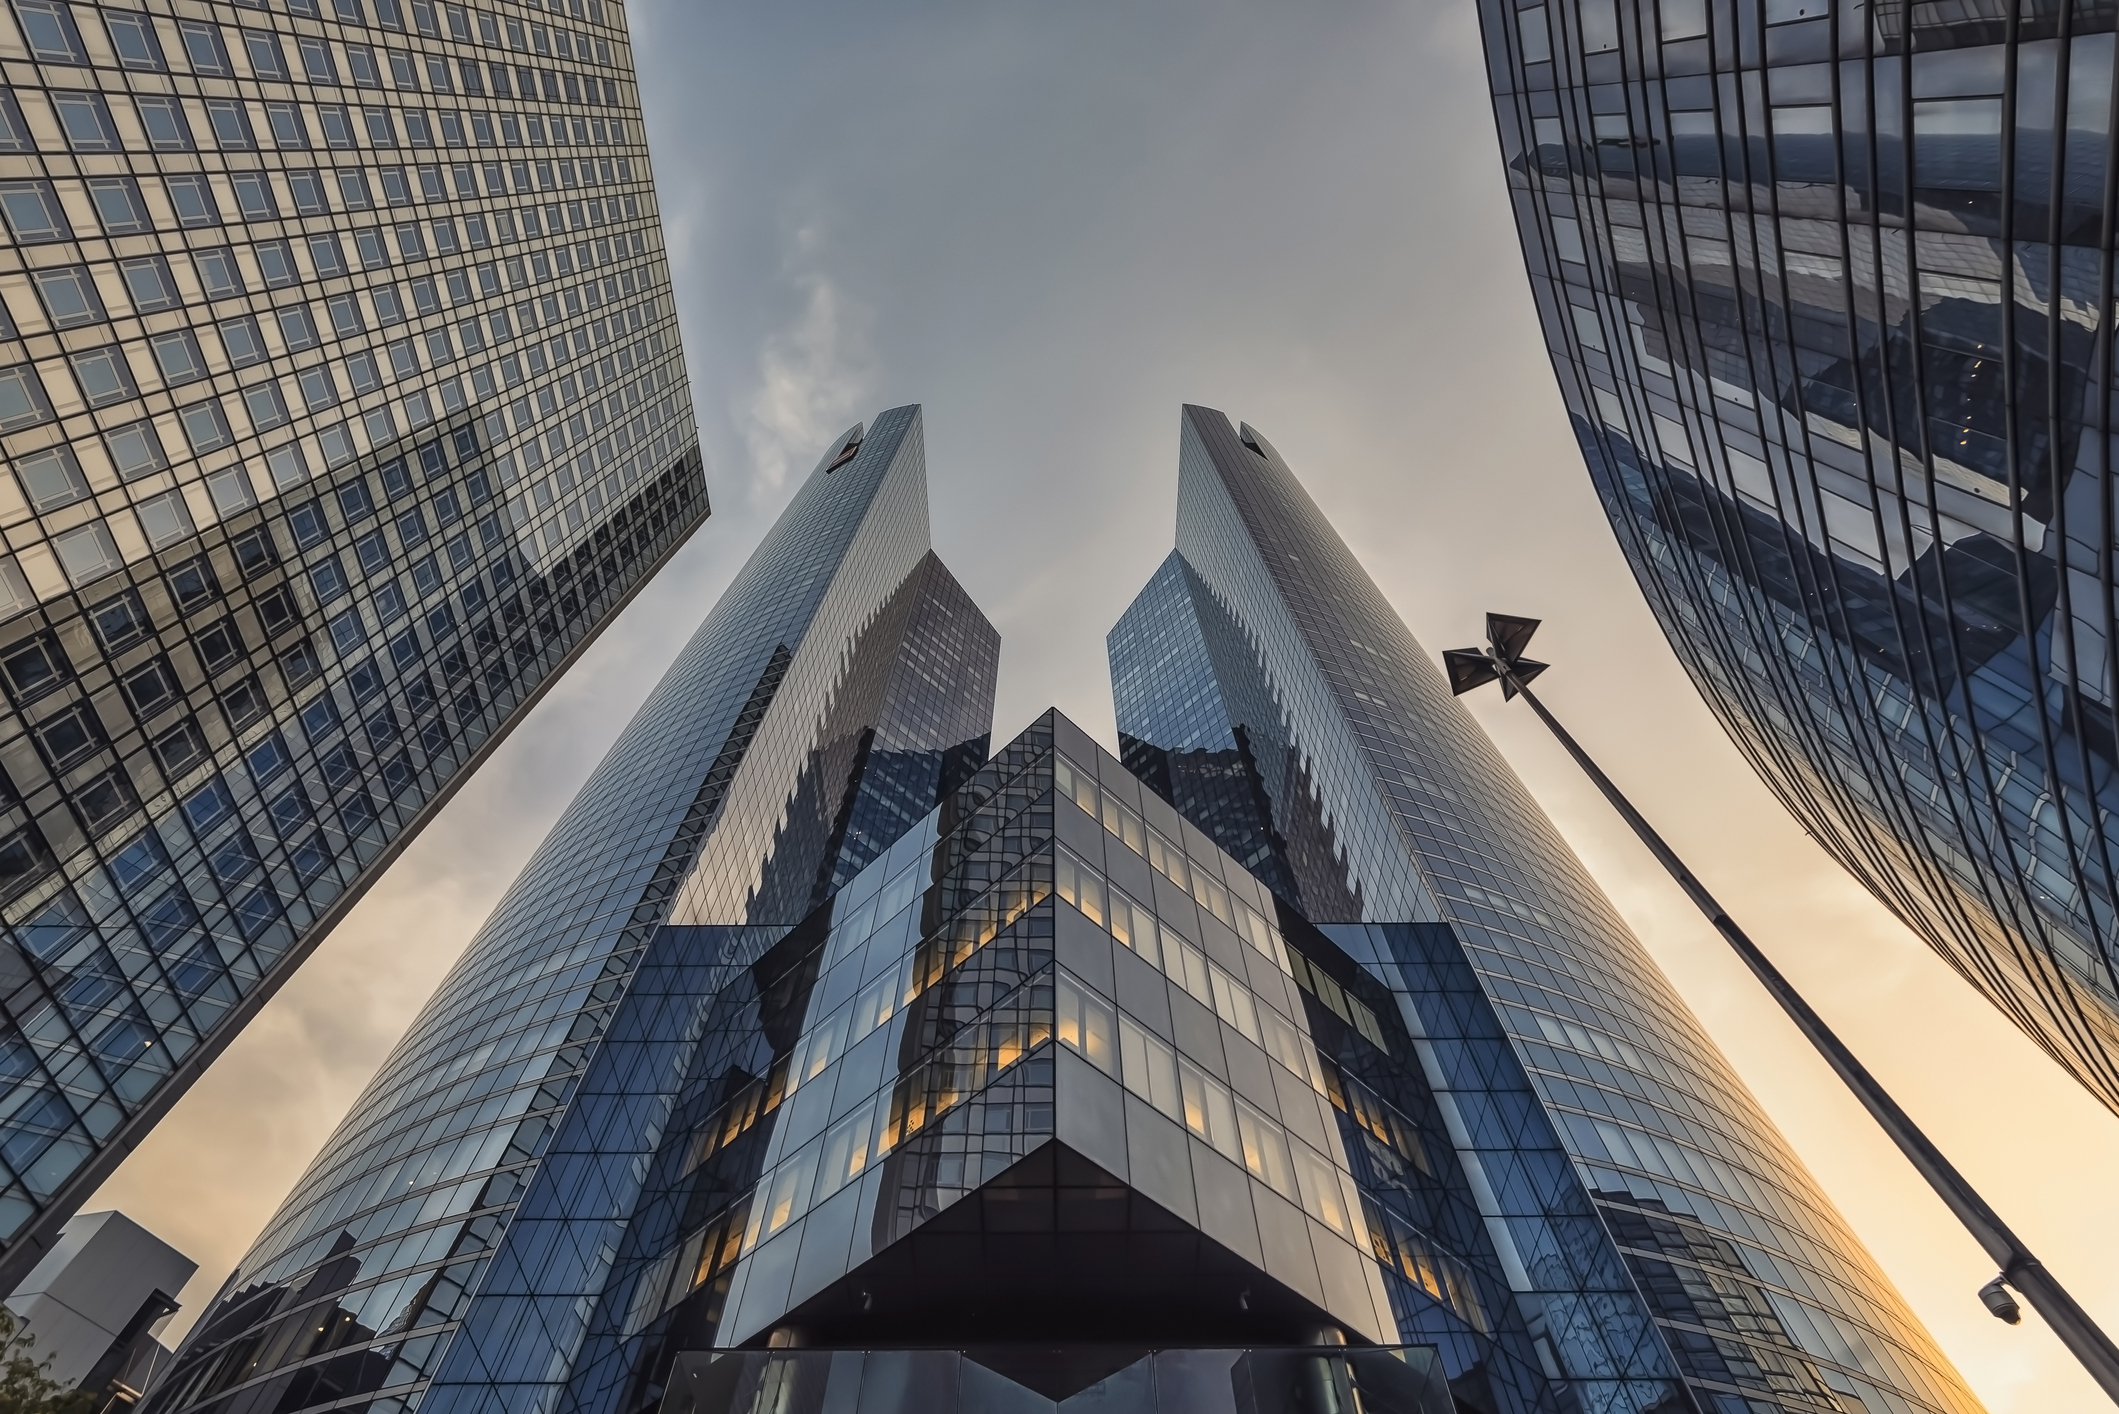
[142,408,1981,1414]
[1109,406,1980,1414]
[1479,0,2119,1106]
[0,0,704,1287]
[144,406,1007,1414]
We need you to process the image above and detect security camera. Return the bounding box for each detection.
[1979,1276,2022,1325]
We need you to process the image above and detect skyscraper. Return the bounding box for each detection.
[144,407,1002,1414]
[0,0,704,1289]
[145,408,1981,1414]
[1479,0,2119,1108]
[1108,405,1980,1413]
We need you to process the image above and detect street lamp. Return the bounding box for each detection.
[1445,612,2119,1405]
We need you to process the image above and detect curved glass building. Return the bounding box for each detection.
[1480,0,2119,1104]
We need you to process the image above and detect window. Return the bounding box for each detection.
[287,499,328,548]
[279,638,319,685]
[232,527,277,579]
[120,256,179,310]
[194,617,244,670]
[221,676,264,728]
[104,420,167,479]
[165,173,218,224]
[388,49,415,86]
[205,99,254,148]
[154,720,206,773]
[315,104,352,147]
[219,316,267,366]
[354,228,389,269]
[53,522,119,584]
[353,528,389,574]
[241,381,288,429]
[179,400,232,452]
[167,555,218,610]
[30,267,102,328]
[347,351,382,392]
[207,465,255,514]
[277,305,320,350]
[86,176,148,233]
[12,0,84,61]
[379,458,412,498]
[135,96,194,150]
[286,169,328,213]
[265,443,308,491]
[241,29,284,77]
[297,365,338,410]
[89,589,150,649]
[12,446,86,510]
[376,289,407,327]
[150,330,206,385]
[134,490,193,548]
[307,235,349,279]
[231,171,274,217]
[310,556,349,603]
[118,657,175,721]
[346,43,379,85]
[265,103,307,147]
[299,37,335,82]
[364,107,396,145]
[51,91,117,150]
[256,239,299,286]
[103,9,163,68]
[0,181,68,242]
[0,365,50,431]
[68,347,134,408]
[338,169,371,208]
[327,294,364,336]
[0,635,66,702]
[36,705,102,768]
[194,247,244,298]
[177,20,229,73]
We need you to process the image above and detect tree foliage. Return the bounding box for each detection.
[0,1306,94,1414]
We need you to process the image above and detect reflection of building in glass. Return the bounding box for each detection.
[1108,406,1981,1414]
[1481,0,2119,1108]
[147,409,1977,1414]
[0,0,705,1287]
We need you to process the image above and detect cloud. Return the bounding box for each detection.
[739,230,875,500]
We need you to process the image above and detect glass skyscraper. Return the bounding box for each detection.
[1479,0,2119,1108]
[0,0,703,1292]
[145,407,1982,1414]
[1108,405,1979,1414]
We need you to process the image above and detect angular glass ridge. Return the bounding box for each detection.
[1479,0,2119,1109]
[151,406,1978,1414]
[0,0,705,1288]
[145,407,995,1414]
[1107,405,1981,1414]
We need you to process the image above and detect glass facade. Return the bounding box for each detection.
[1479,0,2119,1108]
[1108,406,1981,1414]
[143,407,997,1414]
[148,404,1984,1414]
[0,0,702,1289]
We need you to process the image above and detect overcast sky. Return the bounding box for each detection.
[92,3,2119,1409]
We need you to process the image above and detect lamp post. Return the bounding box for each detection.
[1444,613,2119,1405]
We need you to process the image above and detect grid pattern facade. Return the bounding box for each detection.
[461,717,1551,1414]
[1480,0,2119,1107]
[0,0,703,1288]
[144,411,980,1414]
[1106,406,1980,1414]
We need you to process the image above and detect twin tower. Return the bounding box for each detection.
[143,409,1984,1414]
